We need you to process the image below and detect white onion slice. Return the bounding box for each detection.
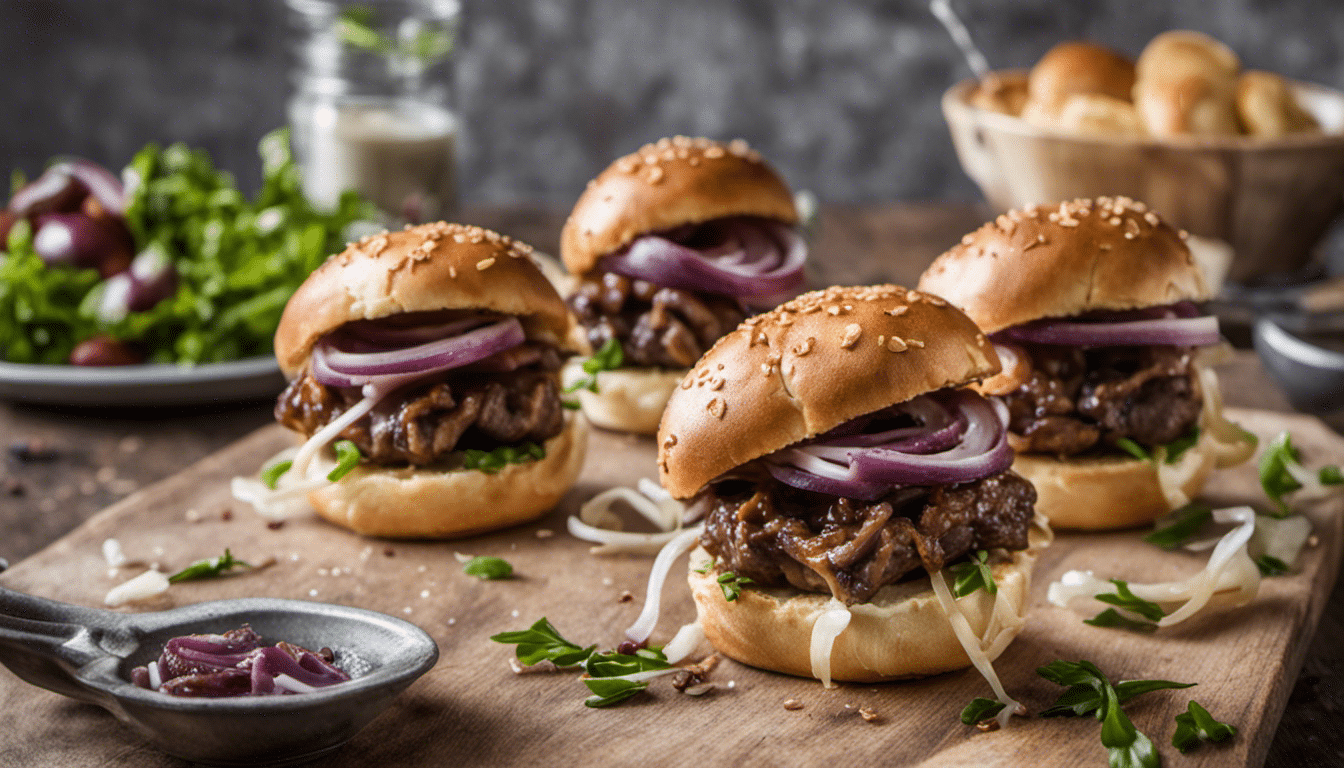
[147,660,162,691]
[929,569,1021,729]
[104,569,170,607]
[624,526,704,645]
[663,621,707,665]
[272,673,319,694]
[808,600,852,689]
[1048,506,1260,626]
[570,485,689,555]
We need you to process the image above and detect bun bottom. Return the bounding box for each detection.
[306,413,588,539]
[561,363,686,435]
[687,542,1037,683]
[1014,438,1216,531]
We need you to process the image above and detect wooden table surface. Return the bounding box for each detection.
[0,202,1337,767]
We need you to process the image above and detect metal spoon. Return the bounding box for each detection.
[0,586,438,767]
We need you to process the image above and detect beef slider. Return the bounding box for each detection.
[918,197,1248,531]
[656,284,1046,683]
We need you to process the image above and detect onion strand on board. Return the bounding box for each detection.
[808,600,852,689]
[570,485,689,554]
[624,526,704,645]
[929,569,1022,729]
[663,621,707,665]
[1048,506,1261,626]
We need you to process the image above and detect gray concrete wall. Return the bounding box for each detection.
[2,0,1341,205]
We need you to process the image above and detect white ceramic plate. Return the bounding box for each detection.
[0,356,285,407]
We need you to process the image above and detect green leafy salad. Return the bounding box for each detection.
[0,129,376,365]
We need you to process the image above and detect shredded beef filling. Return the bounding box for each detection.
[699,469,1036,605]
[275,342,565,466]
[1001,344,1202,457]
[567,272,747,368]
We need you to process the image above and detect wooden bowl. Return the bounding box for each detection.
[943,72,1344,283]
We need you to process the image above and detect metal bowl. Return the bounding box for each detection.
[1253,313,1344,415]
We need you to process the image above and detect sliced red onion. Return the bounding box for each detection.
[126,244,178,311]
[766,461,888,500]
[768,390,1011,493]
[317,317,524,379]
[338,316,488,348]
[599,217,806,301]
[10,159,125,217]
[993,314,1219,348]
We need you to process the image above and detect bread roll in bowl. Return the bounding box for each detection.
[687,541,1038,682]
[1021,41,1136,124]
[1133,30,1241,138]
[1237,70,1320,138]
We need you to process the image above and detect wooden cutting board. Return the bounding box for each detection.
[0,408,1340,768]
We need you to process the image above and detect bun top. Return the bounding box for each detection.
[560,136,798,276]
[917,197,1210,335]
[1133,31,1240,137]
[274,222,572,378]
[1135,30,1239,85]
[657,285,999,498]
[1024,42,1136,115]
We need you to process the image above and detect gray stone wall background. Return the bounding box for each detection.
[2,0,1342,206]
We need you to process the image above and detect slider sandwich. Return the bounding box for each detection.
[918,198,1255,530]
[258,222,586,537]
[657,285,1046,684]
[560,136,807,434]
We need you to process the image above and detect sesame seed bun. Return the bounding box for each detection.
[305,413,588,538]
[917,197,1210,335]
[656,285,1000,499]
[1021,42,1136,121]
[559,137,798,277]
[275,222,573,378]
[687,514,1047,682]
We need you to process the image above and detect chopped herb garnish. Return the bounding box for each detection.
[1163,425,1200,464]
[1037,660,1195,768]
[1084,608,1160,633]
[462,442,546,473]
[261,459,293,490]
[561,399,582,410]
[960,696,1006,725]
[1255,554,1290,577]
[463,556,513,580]
[1094,579,1166,623]
[716,571,753,601]
[490,617,596,668]
[327,440,362,482]
[168,548,252,583]
[564,338,624,394]
[1260,432,1303,515]
[1143,504,1213,550]
[582,649,673,707]
[950,549,997,597]
[1321,465,1344,486]
[694,557,716,575]
[1115,438,1151,461]
[1172,700,1237,752]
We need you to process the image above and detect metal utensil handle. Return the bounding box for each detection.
[0,586,124,703]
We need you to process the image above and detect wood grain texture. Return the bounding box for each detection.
[0,407,1339,767]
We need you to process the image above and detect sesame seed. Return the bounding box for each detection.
[449,266,457,278]
[907,338,925,348]
[886,336,908,352]
[783,699,804,711]
[884,306,908,316]
[793,337,815,356]
[648,166,665,184]
[476,258,496,270]
[728,138,751,157]
[663,434,678,448]
[704,146,725,159]
[841,323,862,349]
[826,306,841,316]
[707,398,727,419]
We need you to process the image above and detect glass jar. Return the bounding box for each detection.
[286,0,461,224]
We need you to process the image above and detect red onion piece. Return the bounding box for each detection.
[599,217,806,302]
[812,395,967,452]
[339,317,488,348]
[311,317,525,389]
[766,461,888,500]
[63,159,128,216]
[846,392,1012,486]
[126,245,178,310]
[9,159,126,217]
[993,313,1219,348]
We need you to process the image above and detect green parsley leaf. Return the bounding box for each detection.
[1100,683,1159,768]
[462,442,546,473]
[950,550,998,597]
[1260,432,1303,515]
[1163,425,1201,464]
[1084,608,1159,633]
[1094,579,1166,623]
[1037,661,1187,768]
[1113,678,1197,701]
[584,650,671,678]
[1322,465,1344,485]
[564,338,624,394]
[582,677,649,707]
[960,697,1006,725]
[463,556,513,580]
[1255,554,1290,576]
[1143,504,1213,550]
[1115,438,1151,461]
[561,399,582,410]
[327,440,362,482]
[694,557,716,574]
[261,459,292,490]
[1172,700,1237,752]
[168,548,252,583]
[717,571,754,601]
[490,617,596,668]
